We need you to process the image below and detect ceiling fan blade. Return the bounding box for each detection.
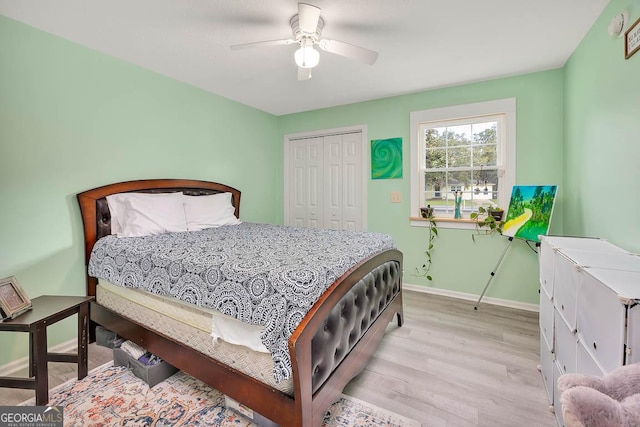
[298,3,321,34]
[231,39,295,50]
[298,67,313,80]
[319,39,379,65]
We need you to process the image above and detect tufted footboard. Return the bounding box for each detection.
[289,249,403,426]
[310,259,402,393]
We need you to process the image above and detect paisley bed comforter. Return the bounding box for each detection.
[88,222,395,382]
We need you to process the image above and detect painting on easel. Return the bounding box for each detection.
[502,185,558,242]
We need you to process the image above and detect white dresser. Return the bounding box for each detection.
[538,236,640,426]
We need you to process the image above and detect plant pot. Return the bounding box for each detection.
[420,207,434,218]
[489,210,504,221]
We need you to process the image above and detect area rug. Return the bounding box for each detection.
[21,363,420,427]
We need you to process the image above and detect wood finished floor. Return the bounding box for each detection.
[344,291,556,426]
[0,290,556,426]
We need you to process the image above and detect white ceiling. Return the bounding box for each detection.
[0,0,610,116]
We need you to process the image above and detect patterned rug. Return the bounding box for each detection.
[21,363,420,427]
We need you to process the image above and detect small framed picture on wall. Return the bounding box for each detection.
[625,17,640,59]
[0,276,32,320]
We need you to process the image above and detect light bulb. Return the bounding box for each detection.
[294,45,320,68]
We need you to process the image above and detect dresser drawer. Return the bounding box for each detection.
[555,313,577,374]
[539,240,555,299]
[627,304,640,365]
[540,292,554,352]
[539,334,554,405]
[553,361,566,427]
[553,253,580,330]
[576,272,625,373]
[577,341,606,377]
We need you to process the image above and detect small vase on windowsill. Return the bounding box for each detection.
[453,191,462,219]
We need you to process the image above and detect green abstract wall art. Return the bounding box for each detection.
[371,137,402,179]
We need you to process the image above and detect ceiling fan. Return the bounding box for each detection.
[231,2,379,80]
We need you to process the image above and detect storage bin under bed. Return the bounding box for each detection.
[113,347,179,388]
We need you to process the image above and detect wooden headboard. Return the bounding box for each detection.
[77,179,241,296]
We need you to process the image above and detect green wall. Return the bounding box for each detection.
[0,16,279,366]
[564,0,640,253]
[278,70,565,306]
[2,0,638,369]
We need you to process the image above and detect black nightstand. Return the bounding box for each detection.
[0,295,93,405]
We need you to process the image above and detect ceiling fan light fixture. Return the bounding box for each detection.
[231,3,377,78]
[294,45,320,68]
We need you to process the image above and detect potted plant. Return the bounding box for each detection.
[470,205,505,242]
[414,205,437,281]
[420,205,434,219]
[488,206,504,221]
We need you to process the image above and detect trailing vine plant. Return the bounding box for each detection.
[413,205,438,281]
[470,205,505,242]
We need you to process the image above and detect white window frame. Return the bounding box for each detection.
[410,98,516,229]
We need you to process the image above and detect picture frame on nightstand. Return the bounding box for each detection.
[0,276,32,320]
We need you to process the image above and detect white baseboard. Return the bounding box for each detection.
[402,283,539,312]
[0,338,78,376]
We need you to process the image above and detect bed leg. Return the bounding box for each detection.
[88,319,97,343]
[396,311,404,327]
[394,291,404,327]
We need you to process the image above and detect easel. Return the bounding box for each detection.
[473,185,558,309]
[474,236,514,310]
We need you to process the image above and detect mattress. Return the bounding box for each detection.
[98,279,268,352]
[96,281,293,395]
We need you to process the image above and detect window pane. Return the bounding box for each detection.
[448,170,472,190]
[471,169,499,206]
[448,147,471,168]
[472,146,497,166]
[425,148,446,169]
[472,122,497,166]
[425,127,446,148]
[472,122,497,145]
[447,124,472,145]
[424,171,445,206]
[437,190,472,213]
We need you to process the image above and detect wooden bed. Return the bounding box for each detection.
[77,178,404,427]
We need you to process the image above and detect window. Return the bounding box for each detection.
[424,116,501,213]
[410,99,516,228]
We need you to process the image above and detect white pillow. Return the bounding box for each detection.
[106,196,124,236]
[106,192,188,237]
[182,192,240,231]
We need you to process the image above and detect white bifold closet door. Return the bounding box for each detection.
[287,132,363,230]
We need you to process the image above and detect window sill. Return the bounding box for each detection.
[410,216,477,230]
